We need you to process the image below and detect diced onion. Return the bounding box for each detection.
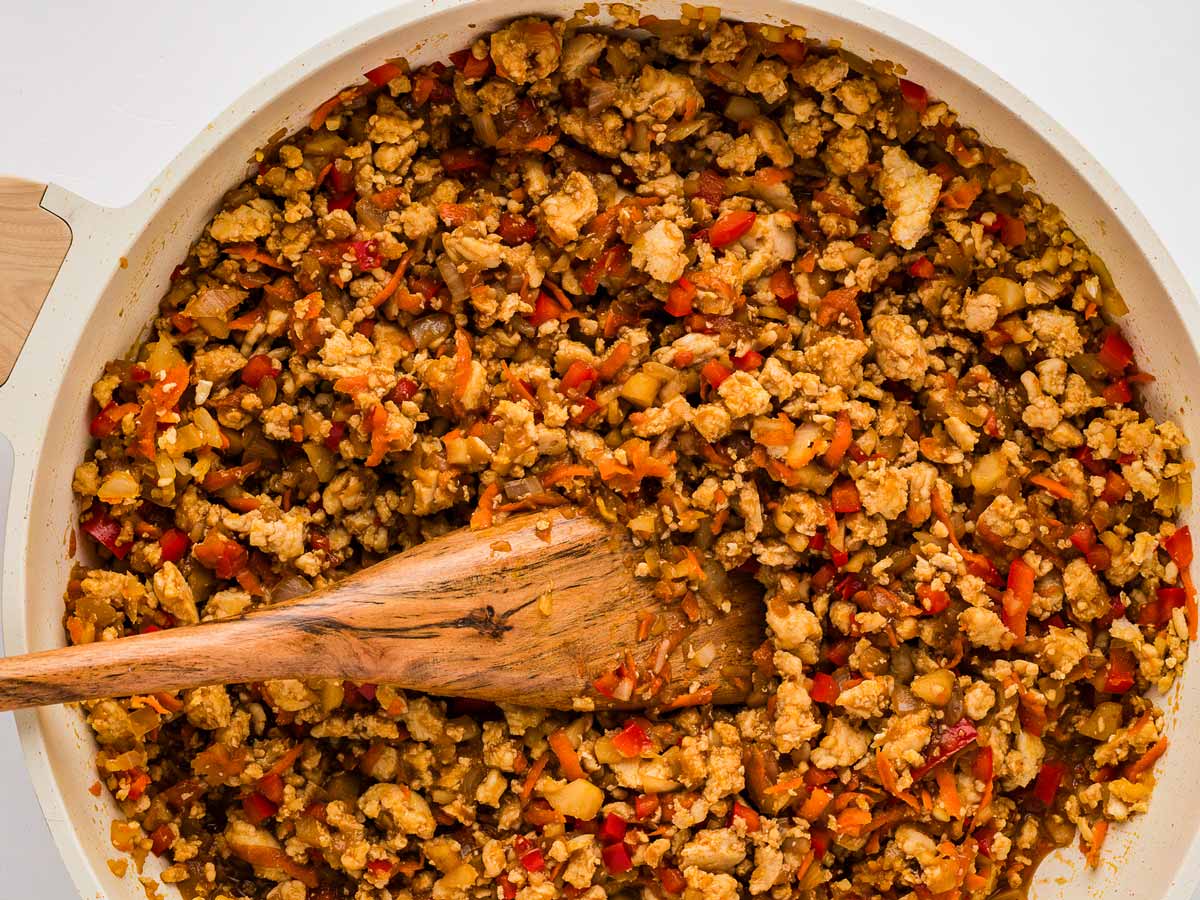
[184,288,244,321]
[546,779,604,820]
[437,255,469,303]
[691,642,717,669]
[98,470,140,504]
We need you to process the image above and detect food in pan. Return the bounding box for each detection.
[65,8,1193,900]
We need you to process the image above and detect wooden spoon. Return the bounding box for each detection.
[0,508,764,712]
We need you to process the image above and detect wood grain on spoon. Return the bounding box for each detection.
[0,508,763,712]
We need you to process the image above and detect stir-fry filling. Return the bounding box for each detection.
[66,8,1193,900]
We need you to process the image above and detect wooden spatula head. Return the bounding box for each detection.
[0,508,765,712]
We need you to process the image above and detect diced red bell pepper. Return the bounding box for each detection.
[1165,526,1194,568]
[581,243,631,295]
[665,277,696,317]
[193,533,248,579]
[570,396,601,426]
[560,361,598,399]
[830,481,861,514]
[323,421,347,450]
[657,866,687,895]
[974,826,996,858]
[241,354,281,388]
[916,584,950,615]
[898,78,928,112]
[732,349,764,371]
[1097,328,1135,375]
[1001,557,1035,641]
[1103,647,1136,693]
[708,210,757,248]
[912,719,978,779]
[810,672,841,705]
[351,240,382,272]
[769,267,797,308]
[730,800,761,832]
[973,745,994,784]
[498,875,518,900]
[440,146,491,175]
[498,212,538,245]
[611,721,652,758]
[907,256,935,279]
[599,813,628,845]
[700,360,733,390]
[994,212,1026,248]
[520,847,545,872]
[257,772,285,804]
[89,401,140,439]
[1141,585,1187,627]
[149,824,174,856]
[1103,379,1132,405]
[390,378,419,403]
[242,791,279,825]
[1032,760,1066,805]
[529,291,565,327]
[810,829,831,858]
[448,48,492,79]
[364,61,404,86]
[601,841,632,874]
[82,508,131,559]
[158,528,191,564]
[1100,469,1130,503]
[634,793,660,820]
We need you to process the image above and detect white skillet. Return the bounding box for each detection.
[0,2,1196,898]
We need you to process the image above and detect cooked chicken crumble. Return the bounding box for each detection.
[67,9,1193,900]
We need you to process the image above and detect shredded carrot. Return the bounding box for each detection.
[1125,736,1168,780]
[525,133,559,152]
[543,280,574,310]
[539,464,593,487]
[501,361,540,408]
[1084,820,1109,868]
[876,752,919,809]
[153,692,184,712]
[798,786,832,818]
[1030,474,1074,500]
[660,687,714,710]
[333,374,371,394]
[520,752,550,802]
[835,807,872,836]
[452,330,473,400]
[863,805,910,836]
[310,84,372,131]
[935,765,962,819]
[823,411,853,468]
[941,179,983,210]
[264,743,305,780]
[470,482,500,530]
[597,341,633,381]
[369,253,412,308]
[130,694,174,716]
[795,850,817,882]
[226,243,288,270]
[548,730,587,780]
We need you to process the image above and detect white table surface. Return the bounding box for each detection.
[0,1,1197,897]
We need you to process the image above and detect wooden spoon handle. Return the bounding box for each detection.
[0,617,276,711]
[0,511,695,711]
[0,177,72,385]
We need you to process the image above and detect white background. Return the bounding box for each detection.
[0,1,1197,898]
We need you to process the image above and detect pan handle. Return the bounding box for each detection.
[0,178,73,387]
